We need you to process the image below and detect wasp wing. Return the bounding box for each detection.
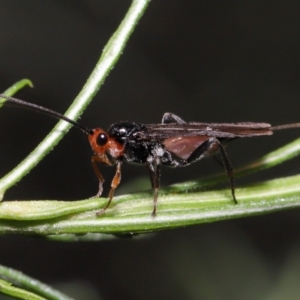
[135,122,273,140]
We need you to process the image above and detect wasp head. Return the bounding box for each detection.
[88,128,125,165]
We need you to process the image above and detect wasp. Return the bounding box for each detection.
[1,94,299,216]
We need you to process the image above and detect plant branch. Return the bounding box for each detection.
[0,0,150,196]
[0,173,299,235]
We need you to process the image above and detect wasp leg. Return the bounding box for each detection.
[147,164,155,189]
[217,141,237,204]
[91,155,106,197]
[162,112,186,124]
[147,157,161,217]
[184,137,237,204]
[212,153,223,166]
[97,161,122,216]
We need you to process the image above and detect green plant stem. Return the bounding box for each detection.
[0,265,73,300]
[0,174,299,235]
[0,0,150,197]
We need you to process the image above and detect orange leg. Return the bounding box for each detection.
[91,155,106,197]
[97,161,122,216]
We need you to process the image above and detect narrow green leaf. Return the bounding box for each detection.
[0,278,47,300]
[3,79,33,96]
[0,265,73,300]
[0,79,33,109]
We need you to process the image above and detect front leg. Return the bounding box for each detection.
[97,161,122,216]
[91,155,106,197]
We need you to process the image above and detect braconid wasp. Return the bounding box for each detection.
[1,94,300,216]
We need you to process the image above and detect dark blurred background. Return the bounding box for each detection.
[1,1,300,299]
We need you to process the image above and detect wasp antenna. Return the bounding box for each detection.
[271,123,300,131]
[0,94,93,135]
